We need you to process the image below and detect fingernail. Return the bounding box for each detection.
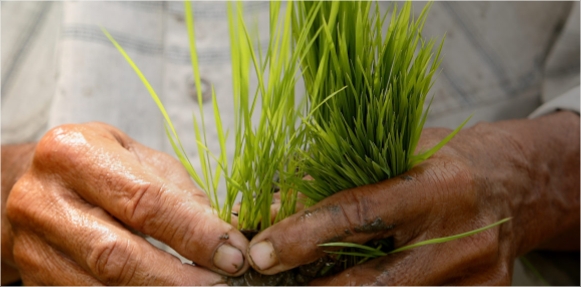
[249,241,278,271]
[214,244,244,274]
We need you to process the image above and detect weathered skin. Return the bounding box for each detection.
[2,111,578,285]
[247,111,580,285]
[1,122,249,285]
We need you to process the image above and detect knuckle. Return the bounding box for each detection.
[34,124,91,170]
[89,122,132,149]
[123,181,160,228]
[84,121,114,131]
[339,192,367,228]
[440,159,475,188]
[122,180,169,233]
[6,177,42,227]
[6,185,28,227]
[425,159,477,205]
[121,179,211,249]
[88,236,138,285]
[344,188,391,229]
[449,160,478,200]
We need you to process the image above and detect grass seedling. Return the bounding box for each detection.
[104,1,321,232]
[292,1,470,203]
[105,0,510,281]
[224,1,314,231]
[102,27,223,214]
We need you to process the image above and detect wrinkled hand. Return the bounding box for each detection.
[246,111,580,285]
[4,122,249,285]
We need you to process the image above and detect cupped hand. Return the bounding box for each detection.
[4,122,249,285]
[246,111,580,285]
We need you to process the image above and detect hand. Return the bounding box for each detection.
[245,111,580,285]
[2,122,249,285]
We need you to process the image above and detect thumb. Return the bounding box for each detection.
[246,174,431,275]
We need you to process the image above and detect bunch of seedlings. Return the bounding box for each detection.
[104,1,508,285]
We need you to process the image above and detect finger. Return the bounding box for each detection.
[247,159,475,274]
[246,177,426,274]
[13,233,102,285]
[33,124,249,276]
[10,179,226,285]
[65,209,226,285]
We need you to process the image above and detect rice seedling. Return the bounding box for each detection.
[104,0,509,283]
[292,1,469,203]
[223,0,317,231]
[103,1,319,232]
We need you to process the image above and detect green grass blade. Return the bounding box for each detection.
[184,1,204,108]
[324,251,383,258]
[409,114,473,167]
[319,242,387,254]
[390,218,511,254]
[102,27,203,191]
[102,28,179,144]
[318,218,511,262]
[163,124,206,190]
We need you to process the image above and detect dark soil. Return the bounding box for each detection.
[240,229,259,241]
[229,227,346,285]
[227,256,340,286]
[226,237,395,286]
